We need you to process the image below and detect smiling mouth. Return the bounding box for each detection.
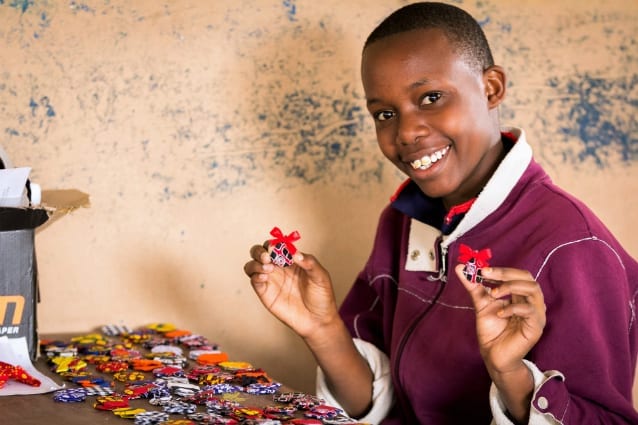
[409,146,450,170]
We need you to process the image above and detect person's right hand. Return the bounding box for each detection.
[243,243,340,339]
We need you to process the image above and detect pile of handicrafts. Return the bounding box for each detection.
[41,323,367,424]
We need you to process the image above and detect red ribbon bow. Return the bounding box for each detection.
[269,227,301,255]
[458,243,492,268]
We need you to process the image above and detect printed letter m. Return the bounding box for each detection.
[0,295,25,325]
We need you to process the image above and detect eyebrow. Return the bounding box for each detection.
[410,78,431,89]
[365,78,432,107]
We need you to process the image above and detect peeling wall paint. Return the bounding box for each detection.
[1,1,634,201]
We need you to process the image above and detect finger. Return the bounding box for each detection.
[489,280,544,308]
[496,302,545,330]
[480,267,533,283]
[244,260,279,297]
[249,273,269,295]
[243,259,273,278]
[249,244,272,264]
[497,301,534,317]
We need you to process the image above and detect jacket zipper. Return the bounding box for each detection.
[393,237,448,421]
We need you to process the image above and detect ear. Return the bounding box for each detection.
[483,65,506,108]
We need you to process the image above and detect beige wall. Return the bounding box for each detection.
[1,0,637,404]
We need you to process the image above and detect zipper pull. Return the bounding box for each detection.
[439,244,448,282]
[427,238,448,282]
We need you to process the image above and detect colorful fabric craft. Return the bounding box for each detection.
[268,226,301,267]
[0,361,41,388]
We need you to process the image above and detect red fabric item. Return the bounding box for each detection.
[457,243,492,268]
[444,198,477,225]
[0,361,41,388]
[269,227,301,255]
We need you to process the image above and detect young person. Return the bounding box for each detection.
[243,2,638,424]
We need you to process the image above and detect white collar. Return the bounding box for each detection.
[441,127,532,248]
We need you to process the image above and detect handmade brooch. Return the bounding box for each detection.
[268,227,301,267]
[458,243,492,283]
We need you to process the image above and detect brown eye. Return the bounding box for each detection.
[421,92,442,105]
[374,110,395,121]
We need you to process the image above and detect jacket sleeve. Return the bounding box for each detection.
[524,236,638,424]
[316,338,394,423]
[490,360,564,425]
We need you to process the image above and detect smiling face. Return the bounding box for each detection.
[362,28,506,208]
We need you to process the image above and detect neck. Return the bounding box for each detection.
[442,136,505,210]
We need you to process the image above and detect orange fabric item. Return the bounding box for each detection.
[196,352,229,365]
[164,329,192,339]
[129,359,163,372]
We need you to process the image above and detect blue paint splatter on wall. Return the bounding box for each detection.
[29,96,55,117]
[33,11,51,38]
[183,86,383,197]
[477,16,491,28]
[256,87,378,185]
[69,1,94,14]
[546,73,637,167]
[4,0,632,202]
[42,97,56,117]
[29,98,38,116]
[499,22,512,33]
[282,0,297,22]
[3,0,34,13]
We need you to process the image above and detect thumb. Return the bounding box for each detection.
[292,251,317,273]
[292,252,330,283]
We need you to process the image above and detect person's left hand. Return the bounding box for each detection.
[454,264,546,374]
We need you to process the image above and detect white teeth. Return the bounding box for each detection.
[410,146,450,170]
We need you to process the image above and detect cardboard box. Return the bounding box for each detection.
[0,190,89,360]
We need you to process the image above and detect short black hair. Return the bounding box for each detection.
[364,2,495,73]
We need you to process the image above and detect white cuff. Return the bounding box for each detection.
[490,359,564,425]
[316,338,394,423]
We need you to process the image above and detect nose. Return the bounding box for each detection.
[396,111,428,145]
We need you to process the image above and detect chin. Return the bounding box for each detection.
[413,180,456,200]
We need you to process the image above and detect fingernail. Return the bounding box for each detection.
[293,253,303,262]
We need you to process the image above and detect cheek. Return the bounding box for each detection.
[441,105,473,135]
[375,128,397,158]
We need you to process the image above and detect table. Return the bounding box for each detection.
[0,330,349,425]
